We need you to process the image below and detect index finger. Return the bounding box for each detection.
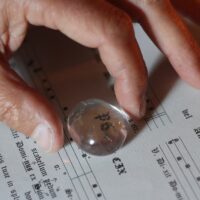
[134,0,200,88]
[24,0,148,118]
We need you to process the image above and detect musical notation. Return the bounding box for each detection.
[153,137,200,200]
[4,23,200,200]
[18,43,106,200]
[144,88,172,131]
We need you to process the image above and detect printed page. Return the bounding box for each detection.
[0,24,200,200]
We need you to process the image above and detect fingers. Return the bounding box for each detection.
[0,56,64,152]
[98,26,148,118]
[171,0,200,25]
[134,0,200,88]
[24,0,148,118]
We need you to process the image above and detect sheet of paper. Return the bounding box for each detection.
[0,24,200,200]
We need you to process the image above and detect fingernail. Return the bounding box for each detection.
[32,124,55,153]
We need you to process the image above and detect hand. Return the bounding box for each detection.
[0,0,199,152]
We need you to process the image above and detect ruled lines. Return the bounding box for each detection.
[20,44,107,200]
[153,137,200,200]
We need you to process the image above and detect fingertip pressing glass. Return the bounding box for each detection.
[67,99,130,156]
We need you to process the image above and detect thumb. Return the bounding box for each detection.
[0,56,64,152]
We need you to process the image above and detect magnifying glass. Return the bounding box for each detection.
[67,99,130,156]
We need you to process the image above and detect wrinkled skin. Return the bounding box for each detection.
[0,0,199,152]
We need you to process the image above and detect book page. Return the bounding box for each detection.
[0,24,200,200]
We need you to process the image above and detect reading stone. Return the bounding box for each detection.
[67,99,129,156]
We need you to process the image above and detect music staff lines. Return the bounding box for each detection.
[179,137,200,175]
[60,118,106,200]
[144,110,171,131]
[71,172,93,180]
[165,137,200,200]
[26,63,85,200]
[159,145,190,200]
[168,138,200,182]
[144,87,172,131]
[62,136,100,200]
[166,142,199,200]
[23,46,106,200]
[149,84,172,124]
[62,143,91,200]
[144,112,166,129]
[53,90,106,200]
[58,152,82,200]
[172,142,200,191]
